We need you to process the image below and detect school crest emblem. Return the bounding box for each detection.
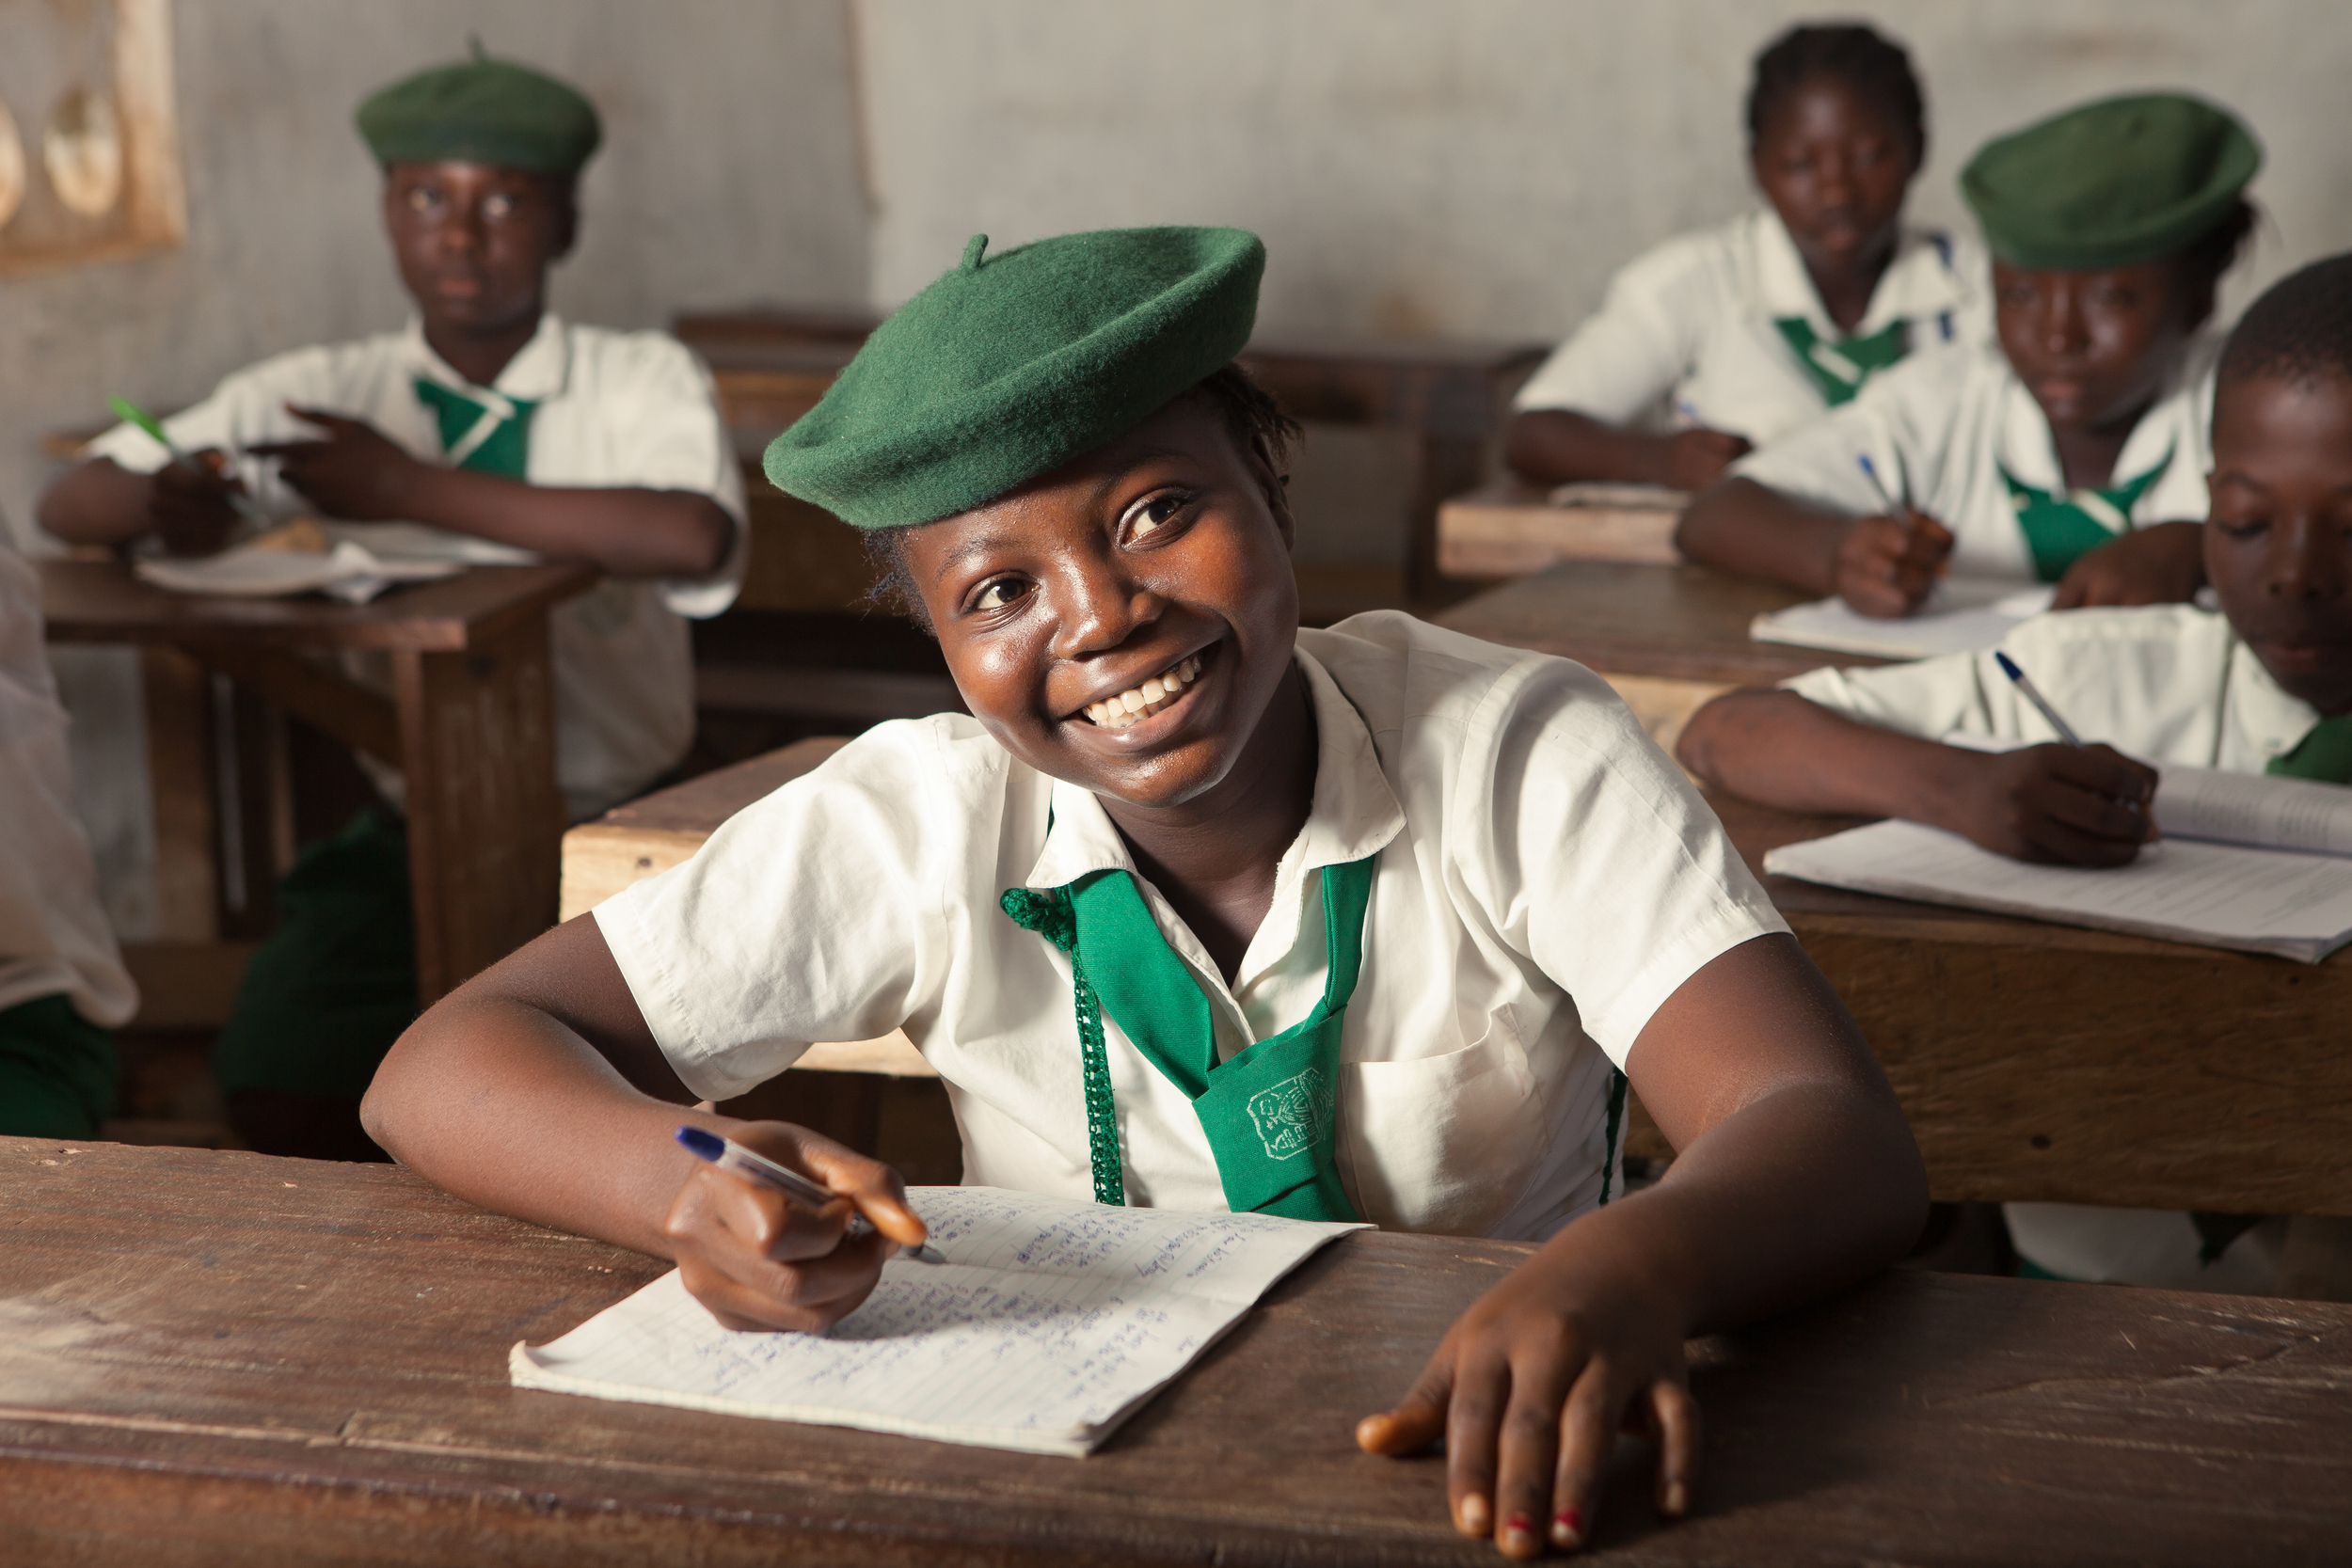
[1244,1067,1334,1161]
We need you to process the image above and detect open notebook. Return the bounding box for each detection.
[512,1186,1368,1456]
[1765,766,2352,963]
[1750,581,2055,660]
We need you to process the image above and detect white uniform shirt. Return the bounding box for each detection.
[1512,211,1990,447]
[1783,604,2322,769]
[1733,335,2219,583]
[1788,602,2323,1292]
[86,315,748,819]
[0,546,137,1027]
[597,612,1787,1242]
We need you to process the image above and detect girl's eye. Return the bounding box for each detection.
[972,578,1029,612]
[485,193,516,219]
[406,188,440,213]
[1125,493,1189,543]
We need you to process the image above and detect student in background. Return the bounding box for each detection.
[0,534,138,1139]
[1675,253,2352,1295]
[38,48,745,1159]
[364,228,1928,1557]
[1679,93,2259,616]
[1506,23,1986,493]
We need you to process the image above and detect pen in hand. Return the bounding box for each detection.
[108,395,272,530]
[675,1125,946,1264]
[1993,650,2154,827]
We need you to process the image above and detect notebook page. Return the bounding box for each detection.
[512,1186,1367,1456]
[2154,766,2352,858]
[1764,818,2352,963]
[1749,582,2054,660]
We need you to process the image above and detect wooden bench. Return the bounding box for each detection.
[7,1136,2348,1565]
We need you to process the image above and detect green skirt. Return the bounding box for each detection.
[214,805,419,1101]
[0,992,118,1139]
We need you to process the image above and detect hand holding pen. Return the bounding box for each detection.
[109,396,270,557]
[1950,651,2158,866]
[664,1122,939,1334]
[1835,451,1952,619]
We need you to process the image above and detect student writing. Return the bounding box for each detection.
[362,228,1927,1559]
[1506,23,1986,493]
[1678,93,2260,617]
[37,49,746,1159]
[1675,254,2352,1294]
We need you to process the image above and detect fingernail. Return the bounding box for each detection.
[1551,1508,1584,1547]
[1457,1494,1490,1536]
[1663,1480,1689,1517]
[1502,1512,1535,1548]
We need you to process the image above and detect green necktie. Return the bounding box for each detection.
[1773,317,1911,406]
[2267,716,2352,784]
[1997,449,2173,583]
[413,377,538,479]
[1000,857,1376,1221]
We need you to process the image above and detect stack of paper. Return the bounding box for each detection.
[1765,767,2352,962]
[511,1186,1368,1456]
[1751,582,2055,660]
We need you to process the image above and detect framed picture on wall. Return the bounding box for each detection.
[0,0,186,275]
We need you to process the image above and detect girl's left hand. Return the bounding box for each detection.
[1355,1240,1698,1559]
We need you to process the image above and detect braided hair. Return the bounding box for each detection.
[1746,23,1927,165]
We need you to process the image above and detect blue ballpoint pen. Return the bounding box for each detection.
[1992,651,2084,747]
[675,1125,946,1263]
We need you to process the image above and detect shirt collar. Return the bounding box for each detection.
[400,310,573,404]
[1749,210,1970,336]
[1019,641,1406,893]
[2228,633,2328,764]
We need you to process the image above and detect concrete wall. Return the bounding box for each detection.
[854,0,2352,338]
[5,0,867,938]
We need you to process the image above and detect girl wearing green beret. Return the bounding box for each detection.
[1508,23,1987,494]
[367,226,1927,1558]
[1678,92,2260,618]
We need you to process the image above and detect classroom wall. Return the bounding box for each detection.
[852,0,2352,336]
[6,0,867,939]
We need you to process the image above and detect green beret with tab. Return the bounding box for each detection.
[764,226,1265,531]
[357,42,602,177]
[1961,92,2260,271]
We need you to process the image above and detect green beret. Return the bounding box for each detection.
[765,226,1264,531]
[1961,93,2260,271]
[357,44,601,178]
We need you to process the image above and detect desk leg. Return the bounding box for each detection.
[139,647,218,944]
[390,612,564,1006]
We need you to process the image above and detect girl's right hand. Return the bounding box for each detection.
[1835,509,1952,617]
[148,450,244,557]
[661,1120,924,1332]
[1948,742,2157,866]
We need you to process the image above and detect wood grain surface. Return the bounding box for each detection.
[1438,482,1686,575]
[5,1138,2351,1566]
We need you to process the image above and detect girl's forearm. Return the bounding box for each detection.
[1678,689,1987,829]
[400,467,735,578]
[1505,409,1682,487]
[1675,478,1847,594]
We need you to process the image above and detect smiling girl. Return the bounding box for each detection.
[364,227,1926,1558]
[1506,23,1985,492]
[1677,93,2260,616]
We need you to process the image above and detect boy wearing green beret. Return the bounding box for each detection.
[1677,251,2352,1297]
[1678,93,2259,617]
[365,225,1928,1556]
[40,48,744,1157]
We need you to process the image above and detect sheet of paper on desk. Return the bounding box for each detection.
[1750,582,2055,659]
[135,539,461,604]
[1765,817,2352,962]
[510,1186,1369,1456]
[2155,766,2352,858]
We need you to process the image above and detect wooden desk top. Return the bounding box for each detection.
[7,1137,2349,1565]
[40,558,600,654]
[1435,558,1881,687]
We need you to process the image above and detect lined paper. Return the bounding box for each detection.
[511,1186,1367,1455]
[1766,818,2352,963]
[1750,581,2054,659]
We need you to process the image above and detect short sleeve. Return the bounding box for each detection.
[592,335,748,620]
[1732,344,1971,517]
[1511,244,1706,425]
[1463,655,1790,1065]
[1784,653,2013,743]
[592,721,960,1101]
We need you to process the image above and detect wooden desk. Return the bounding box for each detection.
[7,1138,2350,1565]
[42,558,596,1005]
[1438,481,1687,576]
[674,309,1546,608]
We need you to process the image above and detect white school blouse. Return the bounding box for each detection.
[85,314,748,819]
[1512,211,1989,446]
[596,612,1787,1242]
[1732,335,2219,584]
[0,546,137,1027]
[1788,603,2325,1292]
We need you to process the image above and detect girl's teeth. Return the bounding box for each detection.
[1088,653,1205,728]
